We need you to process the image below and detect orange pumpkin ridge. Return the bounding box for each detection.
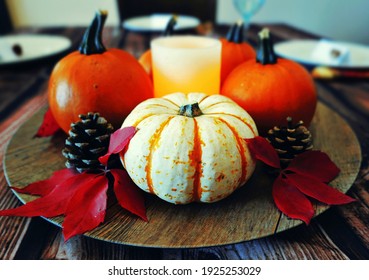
[145,116,174,194]
[217,118,248,185]
[206,110,258,137]
[198,96,258,136]
[189,118,203,202]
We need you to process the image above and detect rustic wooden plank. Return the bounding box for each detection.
[40,233,163,260]
[337,180,369,251]
[318,81,369,119]
[0,69,52,260]
[0,183,31,259]
[318,209,369,259]
[315,82,369,251]
[161,220,350,260]
[25,212,367,260]
[0,94,49,260]
[0,72,43,121]
[34,217,355,260]
[12,217,59,260]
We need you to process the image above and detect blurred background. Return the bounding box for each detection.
[2,0,369,44]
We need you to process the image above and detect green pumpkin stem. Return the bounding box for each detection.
[179,103,203,118]
[79,10,107,55]
[256,28,277,65]
[163,15,178,36]
[226,20,244,43]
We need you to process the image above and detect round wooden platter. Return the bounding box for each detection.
[3,102,361,248]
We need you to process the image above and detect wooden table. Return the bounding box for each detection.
[0,24,368,260]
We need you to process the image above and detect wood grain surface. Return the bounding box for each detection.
[3,102,361,248]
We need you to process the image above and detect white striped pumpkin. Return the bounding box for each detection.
[121,92,258,204]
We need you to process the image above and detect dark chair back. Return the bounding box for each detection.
[0,0,13,34]
[117,0,216,23]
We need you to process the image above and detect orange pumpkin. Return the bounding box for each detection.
[220,21,256,84]
[221,28,317,135]
[138,16,177,79]
[48,10,153,133]
[138,50,152,78]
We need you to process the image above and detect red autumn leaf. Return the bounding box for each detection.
[0,172,95,218]
[286,151,340,183]
[110,169,148,221]
[272,174,314,224]
[12,168,76,196]
[99,126,136,166]
[245,136,281,169]
[285,172,356,205]
[63,174,109,241]
[34,108,61,138]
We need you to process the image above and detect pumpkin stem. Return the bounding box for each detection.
[256,28,277,65]
[163,15,178,36]
[226,20,244,43]
[179,103,203,118]
[79,10,107,55]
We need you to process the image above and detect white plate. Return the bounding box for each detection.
[0,34,71,66]
[274,39,369,69]
[122,14,200,32]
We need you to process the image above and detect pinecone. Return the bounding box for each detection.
[62,112,114,173]
[266,117,313,166]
